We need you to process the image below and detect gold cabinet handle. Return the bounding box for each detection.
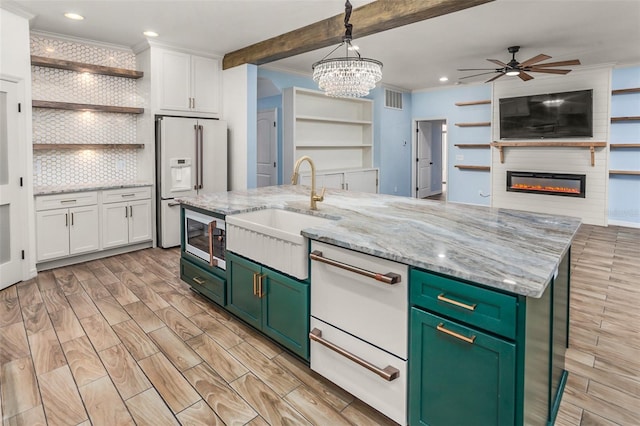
[309,250,401,285]
[309,328,400,381]
[193,277,205,285]
[437,294,477,311]
[436,323,476,344]
[257,274,265,298]
[253,272,258,296]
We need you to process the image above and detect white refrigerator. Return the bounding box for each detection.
[156,116,227,248]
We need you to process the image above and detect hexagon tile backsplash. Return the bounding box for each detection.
[31,34,140,187]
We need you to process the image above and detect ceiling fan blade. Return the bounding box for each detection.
[530,59,581,68]
[460,71,499,79]
[486,73,505,83]
[487,59,508,67]
[457,68,499,71]
[518,71,534,81]
[528,68,572,75]
[519,53,552,67]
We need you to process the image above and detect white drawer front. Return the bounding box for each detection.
[310,317,407,425]
[35,191,98,211]
[102,187,151,204]
[310,241,408,358]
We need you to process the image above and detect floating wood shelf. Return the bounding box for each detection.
[32,100,144,114]
[455,165,490,171]
[490,141,607,166]
[611,88,640,95]
[611,116,640,122]
[454,144,490,148]
[610,143,640,149]
[609,170,640,176]
[454,100,491,107]
[33,144,144,150]
[455,122,491,127]
[31,55,143,79]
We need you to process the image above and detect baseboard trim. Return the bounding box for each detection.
[607,219,640,229]
[36,241,153,271]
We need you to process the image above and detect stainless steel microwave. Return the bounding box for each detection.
[184,209,226,270]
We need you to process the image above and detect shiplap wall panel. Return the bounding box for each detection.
[490,68,611,225]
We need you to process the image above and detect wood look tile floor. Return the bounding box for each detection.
[0,224,637,425]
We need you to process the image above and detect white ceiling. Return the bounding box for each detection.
[7,0,640,91]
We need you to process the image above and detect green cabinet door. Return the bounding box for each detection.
[262,266,309,360]
[226,252,262,329]
[409,307,516,426]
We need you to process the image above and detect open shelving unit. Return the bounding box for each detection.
[31,55,143,79]
[33,143,144,151]
[32,100,143,114]
[454,121,491,127]
[609,87,640,178]
[610,116,640,122]
[609,170,640,175]
[612,87,640,95]
[454,144,490,148]
[455,165,490,171]
[454,99,491,107]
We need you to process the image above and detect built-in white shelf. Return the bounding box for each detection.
[295,115,372,125]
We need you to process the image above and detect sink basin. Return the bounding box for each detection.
[226,209,332,279]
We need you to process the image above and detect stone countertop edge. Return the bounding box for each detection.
[177,185,582,298]
[34,182,153,195]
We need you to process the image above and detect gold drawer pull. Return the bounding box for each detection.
[309,328,400,381]
[192,277,205,285]
[436,323,476,344]
[437,294,477,311]
[310,250,401,285]
[253,273,258,296]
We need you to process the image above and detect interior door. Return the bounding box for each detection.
[257,109,277,187]
[416,121,432,198]
[0,81,23,288]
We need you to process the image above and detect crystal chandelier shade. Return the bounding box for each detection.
[311,1,383,98]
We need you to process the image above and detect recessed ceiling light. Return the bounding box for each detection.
[439,76,449,82]
[64,12,84,20]
[143,31,159,37]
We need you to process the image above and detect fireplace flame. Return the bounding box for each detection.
[511,183,580,194]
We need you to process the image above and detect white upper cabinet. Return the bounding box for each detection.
[158,49,220,114]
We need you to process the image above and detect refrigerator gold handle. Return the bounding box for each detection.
[194,124,199,190]
[198,125,204,190]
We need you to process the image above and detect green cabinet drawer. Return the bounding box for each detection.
[410,268,517,339]
[409,307,516,426]
[180,258,226,306]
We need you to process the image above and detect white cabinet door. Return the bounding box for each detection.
[128,199,152,244]
[36,208,69,261]
[191,56,220,114]
[160,50,191,111]
[102,202,129,249]
[322,173,344,190]
[344,170,378,193]
[69,205,99,256]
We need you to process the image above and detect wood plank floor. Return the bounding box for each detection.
[0,224,638,425]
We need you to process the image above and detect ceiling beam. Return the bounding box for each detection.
[222,0,494,70]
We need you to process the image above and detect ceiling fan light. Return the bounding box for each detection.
[506,69,521,76]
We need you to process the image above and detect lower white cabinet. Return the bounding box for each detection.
[102,188,152,249]
[300,168,378,193]
[36,195,100,262]
[35,187,152,264]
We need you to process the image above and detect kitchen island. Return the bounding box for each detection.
[178,185,581,426]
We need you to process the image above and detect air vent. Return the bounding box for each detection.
[385,89,403,110]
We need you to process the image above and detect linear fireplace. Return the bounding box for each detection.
[507,171,586,198]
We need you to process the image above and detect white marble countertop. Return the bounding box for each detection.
[34,182,152,195]
[178,185,582,298]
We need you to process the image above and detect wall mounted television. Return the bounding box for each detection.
[499,89,593,139]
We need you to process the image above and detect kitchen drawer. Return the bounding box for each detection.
[181,258,225,306]
[102,186,151,204]
[35,191,98,211]
[310,317,406,425]
[410,268,517,339]
[310,241,408,358]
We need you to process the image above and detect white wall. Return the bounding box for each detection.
[0,7,36,278]
[491,68,611,225]
[223,64,257,190]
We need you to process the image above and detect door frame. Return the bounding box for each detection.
[256,108,278,187]
[412,117,447,200]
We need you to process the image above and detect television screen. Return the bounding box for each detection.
[499,89,593,139]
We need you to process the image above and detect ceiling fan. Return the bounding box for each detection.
[458,46,581,83]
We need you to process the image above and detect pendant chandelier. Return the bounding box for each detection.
[312,0,383,98]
